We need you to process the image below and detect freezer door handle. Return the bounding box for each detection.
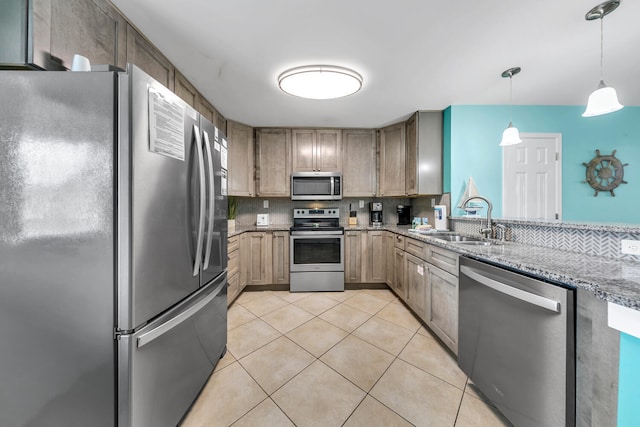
[193,124,206,277]
[202,131,215,271]
[136,278,226,348]
[460,265,561,313]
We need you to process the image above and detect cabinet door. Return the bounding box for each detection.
[126,24,174,90]
[405,253,428,321]
[366,230,386,283]
[344,230,362,283]
[292,129,316,172]
[196,96,215,123]
[239,233,248,290]
[255,129,291,197]
[246,232,272,286]
[342,129,376,197]
[316,130,341,171]
[227,120,255,196]
[428,265,458,354]
[394,248,405,298]
[405,113,418,195]
[272,231,289,285]
[378,122,405,196]
[49,0,126,70]
[174,71,197,107]
[384,232,395,286]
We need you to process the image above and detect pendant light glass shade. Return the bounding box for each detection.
[582,1,623,117]
[500,123,522,146]
[278,65,363,99]
[582,80,623,117]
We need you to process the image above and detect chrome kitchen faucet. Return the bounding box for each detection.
[461,195,493,238]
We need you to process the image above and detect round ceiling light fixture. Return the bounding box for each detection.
[278,65,363,99]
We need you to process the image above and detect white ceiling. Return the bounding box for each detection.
[111,0,640,129]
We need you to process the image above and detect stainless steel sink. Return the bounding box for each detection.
[432,234,482,242]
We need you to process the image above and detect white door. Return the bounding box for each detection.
[502,133,562,220]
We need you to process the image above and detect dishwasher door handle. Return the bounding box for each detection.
[460,265,561,313]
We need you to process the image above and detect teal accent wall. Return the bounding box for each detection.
[448,105,640,222]
[618,333,640,427]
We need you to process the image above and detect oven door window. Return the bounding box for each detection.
[293,237,341,265]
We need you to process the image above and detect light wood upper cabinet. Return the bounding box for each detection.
[255,129,291,197]
[126,24,174,90]
[342,129,377,197]
[405,111,443,196]
[292,129,341,172]
[227,120,255,196]
[174,71,197,107]
[378,122,406,196]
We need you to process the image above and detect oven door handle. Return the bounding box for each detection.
[291,230,344,236]
[460,265,561,313]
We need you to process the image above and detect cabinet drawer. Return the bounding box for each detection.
[427,245,459,276]
[227,272,240,306]
[228,247,239,277]
[405,237,427,260]
[228,235,239,253]
[394,234,405,250]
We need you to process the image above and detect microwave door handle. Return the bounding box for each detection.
[330,177,335,197]
[192,125,206,277]
[202,131,215,270]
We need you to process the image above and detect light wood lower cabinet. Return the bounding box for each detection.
[392,235,459,355]
[404,253,428,319]
[344,230,386,284]
[245,232,272,286]
[427,264,458,354]
[344,230,362,283]
[227,235,240,305]
[384,232,395,287]
[366,230,386,283]
[272,231,289,285]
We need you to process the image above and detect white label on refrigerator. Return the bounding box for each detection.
[221,176,228,196]
[148,87,185,161]
[221,145,228,170]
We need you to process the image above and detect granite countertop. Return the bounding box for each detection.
[229,224,640,310]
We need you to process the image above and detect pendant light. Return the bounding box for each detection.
[499,67,522,147]
[582,0,623,117]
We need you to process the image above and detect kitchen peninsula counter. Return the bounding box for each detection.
[228,224,640,310]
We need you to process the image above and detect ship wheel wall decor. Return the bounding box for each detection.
[582,149,628,196]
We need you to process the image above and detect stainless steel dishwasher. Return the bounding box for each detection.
[458,257,575,427]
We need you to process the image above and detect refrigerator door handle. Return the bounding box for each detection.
[192,124,206,277]
[202,131,215,271]
[136,277,226,348]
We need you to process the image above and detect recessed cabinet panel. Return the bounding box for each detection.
[379,122,406,196]
[227,121,255,196]
[342,129,376,197]
[255,129,291,197]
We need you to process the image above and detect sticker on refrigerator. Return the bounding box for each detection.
[221,145,228,170]
[221,171,228,196]
[148,87,185,161]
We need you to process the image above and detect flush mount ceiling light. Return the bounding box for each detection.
[278,65,363,99]
[499,67,523,147]
[582,0,623,117]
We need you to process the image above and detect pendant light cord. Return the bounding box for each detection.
[509,75,513,124]
[600,17,604,81]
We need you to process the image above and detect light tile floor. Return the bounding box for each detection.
[182,289,513,427]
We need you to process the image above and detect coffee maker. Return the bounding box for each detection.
[397,205,411,225]
[369,202,383,227]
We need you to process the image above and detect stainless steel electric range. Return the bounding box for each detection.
[289,208,345,292]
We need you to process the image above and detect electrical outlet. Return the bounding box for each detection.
[359,200,364,208]
[431,198,435,207]
[621,240,640,255]
[263,200,269,209]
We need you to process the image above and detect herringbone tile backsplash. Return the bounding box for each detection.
[452,218,640,261]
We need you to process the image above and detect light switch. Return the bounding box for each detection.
[263,200,269,209]
[359,200,364,208]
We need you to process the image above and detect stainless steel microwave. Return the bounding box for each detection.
[291,172,342,200]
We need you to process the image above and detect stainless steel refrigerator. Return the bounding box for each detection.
[0,64,228,427]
